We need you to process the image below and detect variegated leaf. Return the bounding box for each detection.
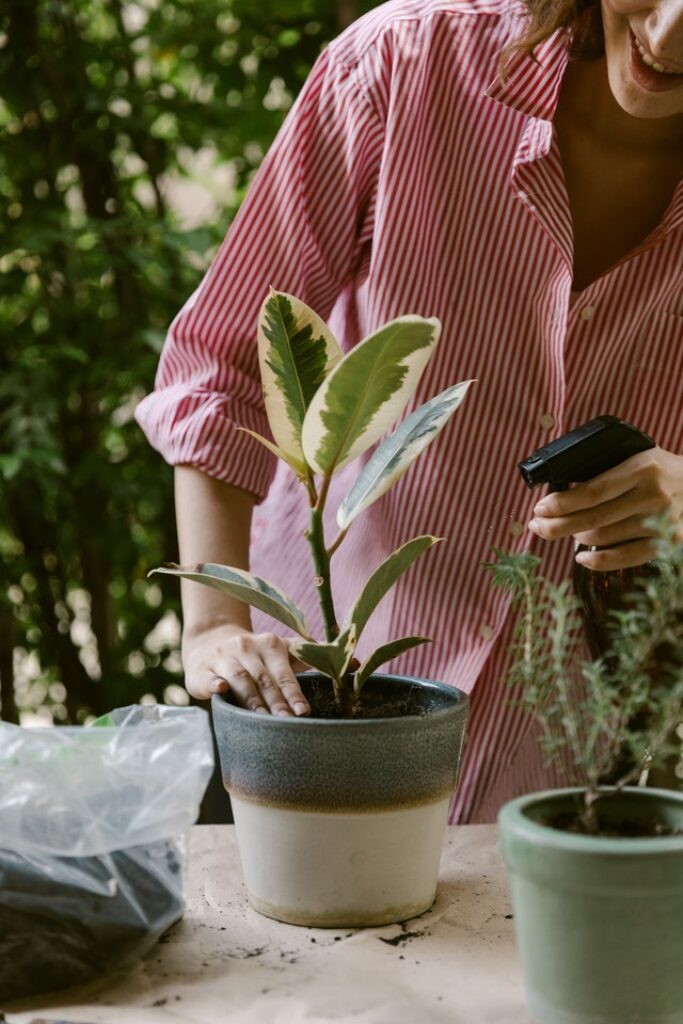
[257,289,343,469]
[151,563,313,639]
[337,380,475,529]
[345,535,442,639]
[237,427,307,477]
[301,316,441,476]
[354,636,433,694]
[290,627,357,680]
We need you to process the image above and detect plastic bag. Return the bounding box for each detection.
[0,704,214,1002]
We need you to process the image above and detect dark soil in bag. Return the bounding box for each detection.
[0,837,184,1002]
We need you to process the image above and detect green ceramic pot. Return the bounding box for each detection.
[499,787,683,1024]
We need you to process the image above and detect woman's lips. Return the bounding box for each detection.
[628,29,683,93]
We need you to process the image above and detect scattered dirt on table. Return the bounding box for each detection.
[379,921,431,947]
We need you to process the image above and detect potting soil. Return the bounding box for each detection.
[0,837,184,1003]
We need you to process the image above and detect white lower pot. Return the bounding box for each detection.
[212,673,469,927]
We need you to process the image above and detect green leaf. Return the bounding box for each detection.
[354,636,433,694]
[337,380,474,529]
[237,426,307,477]
[257,289,343,471]
[150,563,313,639]
[0,454,22,481]
[346,536,442,639]
[301,316,441,476]
[290,627,357,680]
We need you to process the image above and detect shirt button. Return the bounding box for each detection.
[480,624,495,642]
[510,521,524,537]
[539,412,555,430]
[580,305,595,321]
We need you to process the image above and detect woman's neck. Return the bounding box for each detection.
[556,57,683,155]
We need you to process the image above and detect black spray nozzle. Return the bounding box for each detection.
[519,415,656,492]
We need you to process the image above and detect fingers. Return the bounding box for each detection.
[573,514,656,549]
[183,628,311,716]
[531,449,662,519]
[528,447,679,542]
[259,634,311,716]
[222,649,301,718]
[528,490,663,541]
[575,538,657,571]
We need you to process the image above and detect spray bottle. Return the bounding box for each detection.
[518,414,657,664]
[518,416,661,783]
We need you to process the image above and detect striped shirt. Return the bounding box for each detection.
[136,0,683,823]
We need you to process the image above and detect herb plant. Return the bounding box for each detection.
[486,519,683,832]
[154,290,473,715]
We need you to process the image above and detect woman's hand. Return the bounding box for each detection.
[182,623,311,716]
[527,447,683,570]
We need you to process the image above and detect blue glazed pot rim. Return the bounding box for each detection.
[212,672,469,727]
[499,787,683,855]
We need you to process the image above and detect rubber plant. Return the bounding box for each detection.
[153,289,473,715]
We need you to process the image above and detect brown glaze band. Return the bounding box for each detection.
[212,674,469,813]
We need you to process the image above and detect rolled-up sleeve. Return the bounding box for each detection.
[135,46,384,501]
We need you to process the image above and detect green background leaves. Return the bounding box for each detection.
[0,0,382,725]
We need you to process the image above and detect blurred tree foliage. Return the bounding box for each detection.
[0,0,380,724]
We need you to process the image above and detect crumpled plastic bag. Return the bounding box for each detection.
[0,704,214,1003]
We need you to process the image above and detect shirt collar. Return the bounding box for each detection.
[486,28,572,122]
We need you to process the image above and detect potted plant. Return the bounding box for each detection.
[153,289,473,927]
[487,522,683,1024]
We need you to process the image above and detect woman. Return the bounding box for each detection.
[136,0,683,822]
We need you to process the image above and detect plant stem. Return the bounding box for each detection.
[327,527,348,558]
[550,595,585,774]
[615,690,683,791]
[579,787,601,835]
[315,473,331,513]
[305,481,339,644]
[303,470,318,506]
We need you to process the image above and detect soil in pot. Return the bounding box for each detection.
[546,809,683,838]
[532,789,683,838]
[297,674,450,720]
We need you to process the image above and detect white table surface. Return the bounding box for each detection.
[6,825,533,1024]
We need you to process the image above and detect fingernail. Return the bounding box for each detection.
[527,519,541,534]
[255,706,269,715]
[533,501,550,516]
[575,552,590,565]
[294,702,310,716]
[276,709,293,718]
[211,680,227,693]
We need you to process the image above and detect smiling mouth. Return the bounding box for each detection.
[627,29,683,93]
[630,29,683,76]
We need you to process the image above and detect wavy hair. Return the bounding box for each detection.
[504,1,604,68]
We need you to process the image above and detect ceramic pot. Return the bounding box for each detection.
[212,672,469,927]
[499,787,683,1024]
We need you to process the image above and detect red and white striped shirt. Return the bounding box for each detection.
[136,0,683,822]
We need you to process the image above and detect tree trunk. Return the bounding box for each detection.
[0,602,19,724]
[11,484,106,720]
